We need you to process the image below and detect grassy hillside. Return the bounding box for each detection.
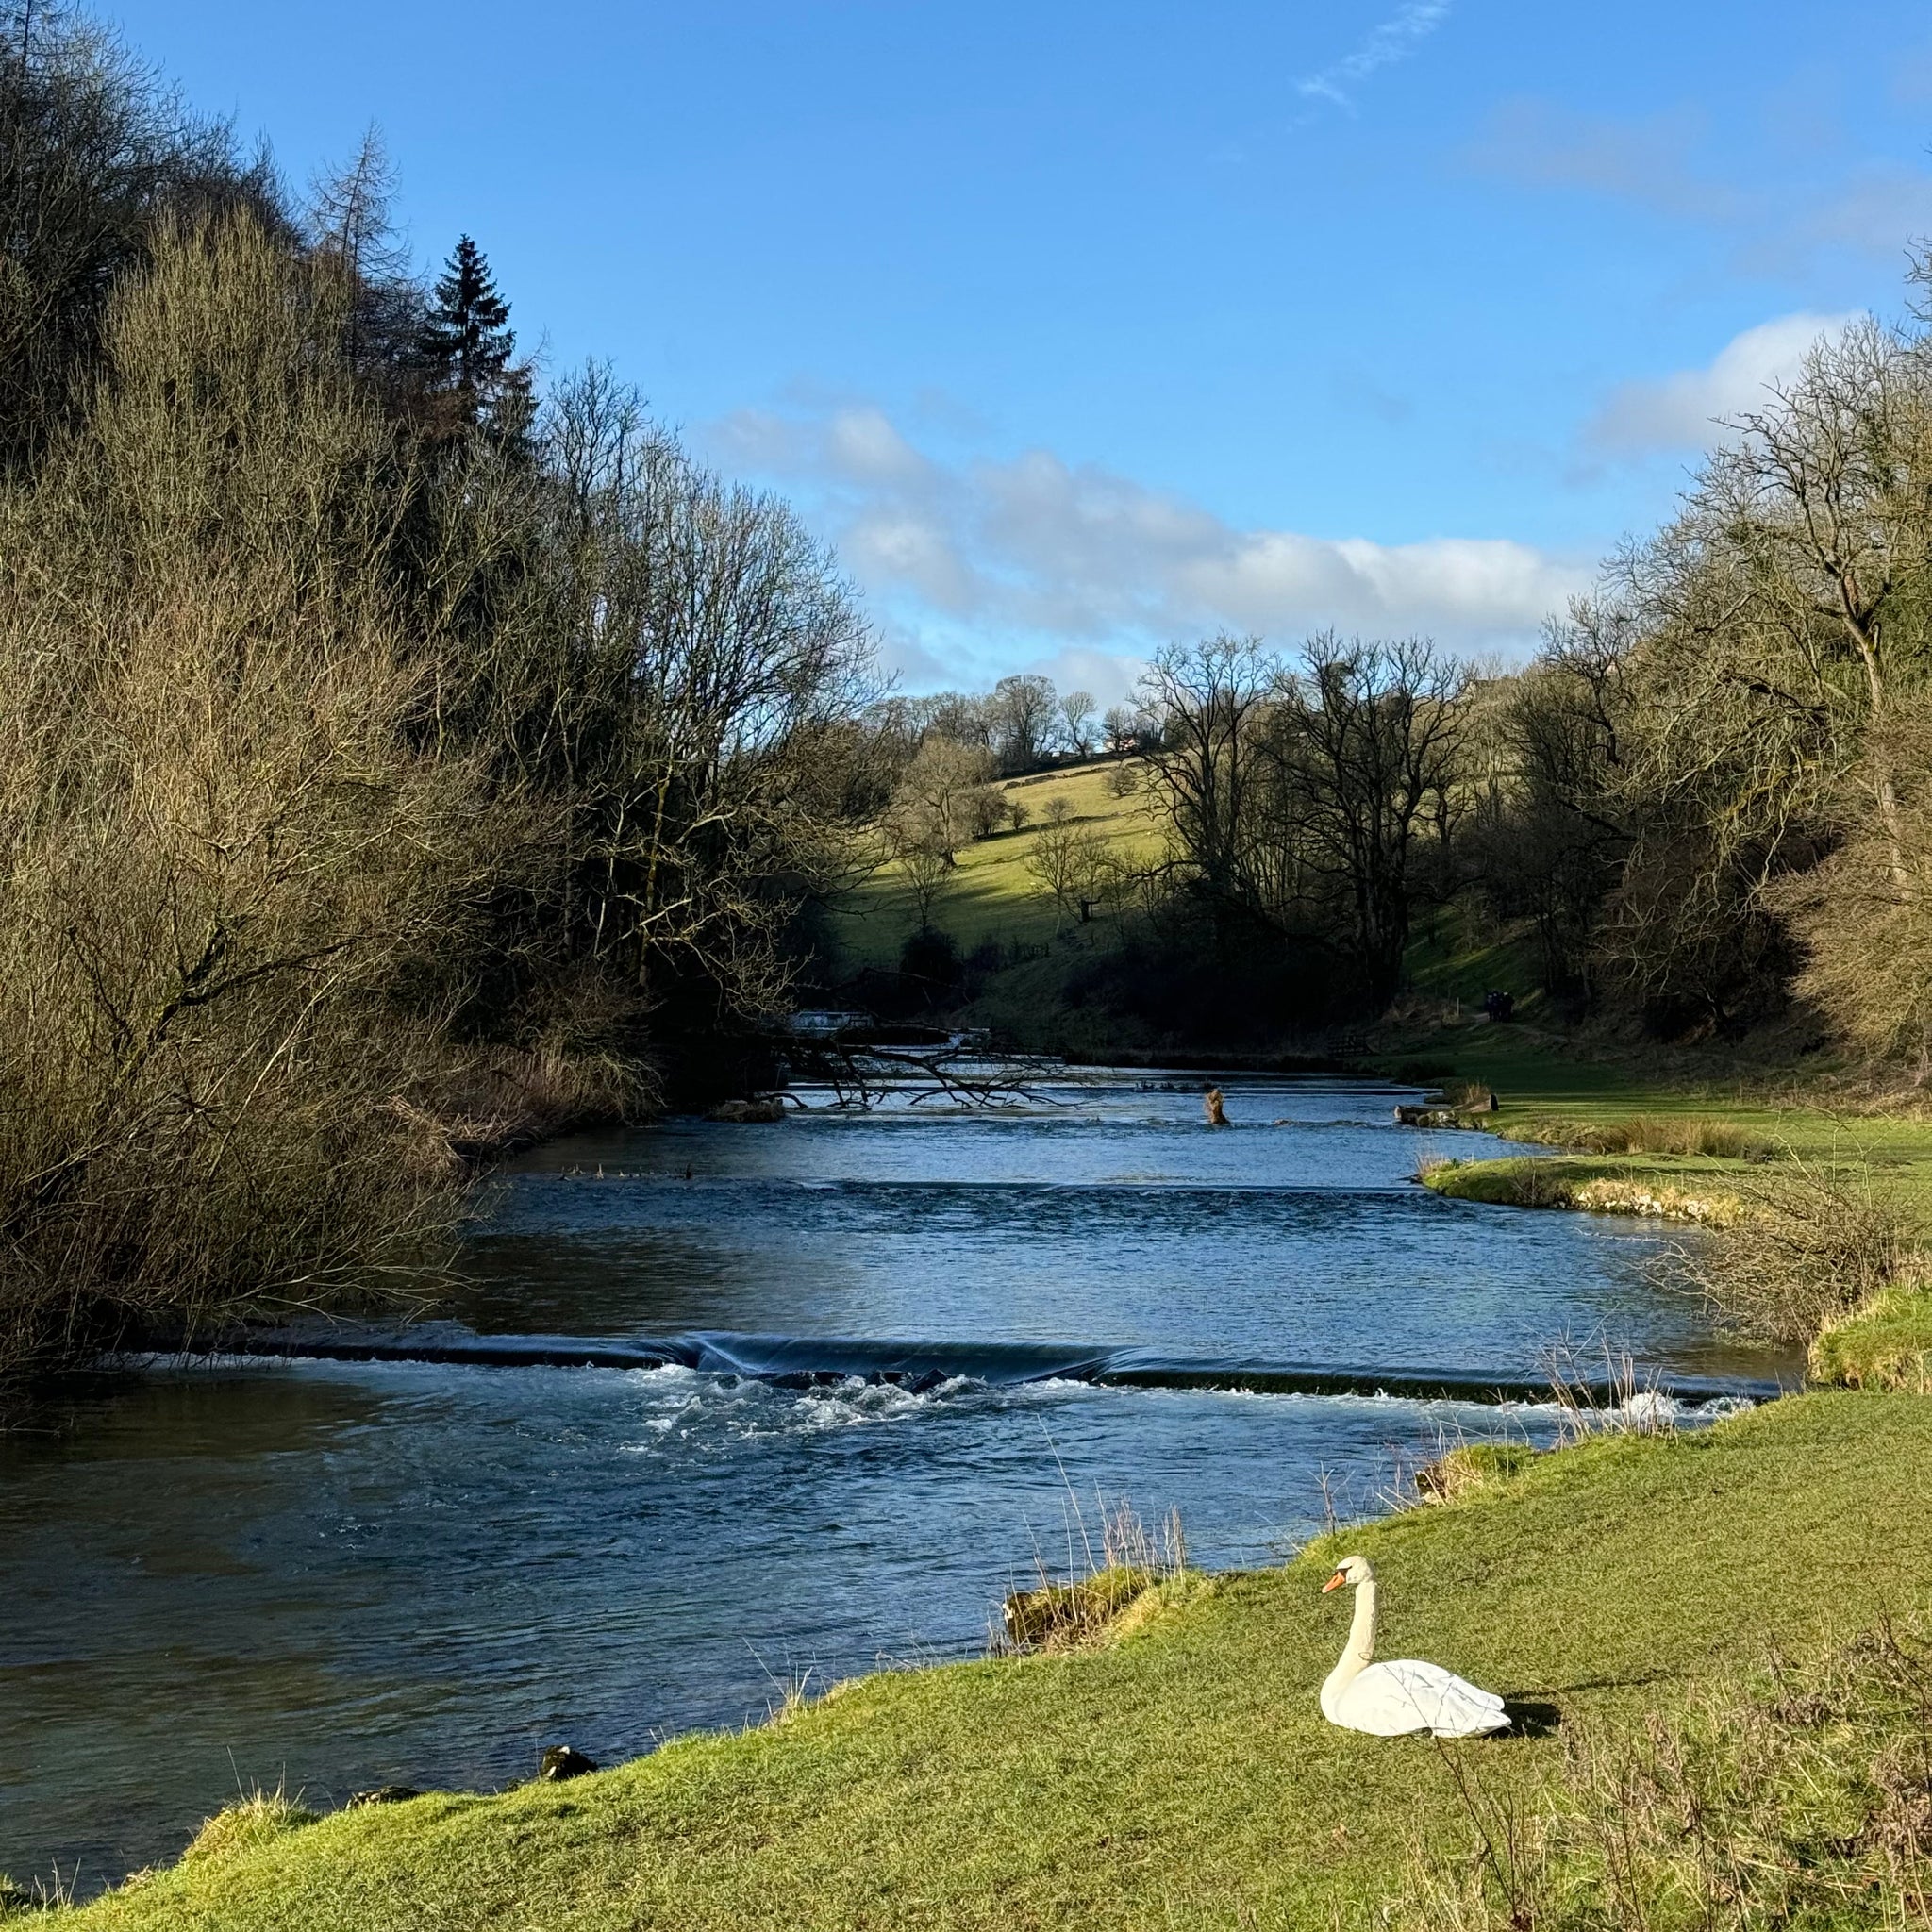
[828,759,1161,970]
[64,1391,1932,1930]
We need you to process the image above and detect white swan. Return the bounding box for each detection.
[1319,1554,1508,1738]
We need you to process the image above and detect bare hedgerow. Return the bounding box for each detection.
[1657,1149,1923,1345]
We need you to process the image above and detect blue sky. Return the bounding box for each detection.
[108,1,1932,699]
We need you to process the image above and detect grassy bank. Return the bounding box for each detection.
[1396,1024,1932,1215]
[56,1391,1932,1930]
[1400,1026,1932,1390]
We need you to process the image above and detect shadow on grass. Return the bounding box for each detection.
[1501,1697,1562,1738]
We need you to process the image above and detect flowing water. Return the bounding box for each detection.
[0,1074,1787,1893]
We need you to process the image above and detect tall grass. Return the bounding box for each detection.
[1400,1620,1932,1930]
[998,1498,1189,1652]
[1514,1114,1772,1158]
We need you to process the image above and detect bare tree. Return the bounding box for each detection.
[1137,635,1281,915]
[899,842,954,932]
[883,736,1001,867]
[988,673,1058,771]
[1058,689,1097,756]
[1266,634,1471,1007]
[1026,797,1114,926]
[1102,702,1151,754]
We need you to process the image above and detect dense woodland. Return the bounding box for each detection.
[0,9,878,1380]
[7,4,1932,1388]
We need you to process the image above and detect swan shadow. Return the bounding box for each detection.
[1501,1697,1563,1738]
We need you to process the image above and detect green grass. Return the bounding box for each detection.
[1381,1022,1932,1221]
[69,1391,1932,1931]
[1421,1152,1746,1224]
[830,760,1161,969]
[1810,1285,1932,1391]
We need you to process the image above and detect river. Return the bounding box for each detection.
[0,1072,1785,1894]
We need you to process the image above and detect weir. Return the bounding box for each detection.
[159,1323,1788,1407]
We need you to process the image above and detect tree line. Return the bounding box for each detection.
[870,272,1932,1061]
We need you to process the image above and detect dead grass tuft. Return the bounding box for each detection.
[1413,1441,1540,1505]
[1514,1113,1774,1159]
[182,1790,319,1866]
[999,1499,1188,1653]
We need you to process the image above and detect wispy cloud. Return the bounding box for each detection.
[710,401,1589,694]
[1296,2,1452,111]
[1465,95,1932,272]
[1465,99,1742,223]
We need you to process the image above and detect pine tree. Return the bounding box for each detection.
[417,233,532,443]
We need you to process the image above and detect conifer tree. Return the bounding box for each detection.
[417,233,532,442]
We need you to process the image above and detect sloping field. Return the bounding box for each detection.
[829,759,1161,969]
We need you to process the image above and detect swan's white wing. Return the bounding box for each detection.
[1336,1660,1508,1738]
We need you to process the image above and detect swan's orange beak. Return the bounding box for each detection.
[1322,1570,1346,1593]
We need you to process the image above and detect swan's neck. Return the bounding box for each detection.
[1321,1580,1377,1712]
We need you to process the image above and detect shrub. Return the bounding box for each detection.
[1662,1154,1922,1345]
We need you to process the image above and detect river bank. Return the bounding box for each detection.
[56,1386,1932,1930]
[1396,1025,1932,1392]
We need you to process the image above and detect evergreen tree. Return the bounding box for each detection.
[418,233,532,442]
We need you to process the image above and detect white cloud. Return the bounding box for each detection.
[706,402,1591,691]
[1586,311,1860,453]
[1296,2,1452,110]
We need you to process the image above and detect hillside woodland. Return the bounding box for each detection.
[854,283,1932,1066]
[8,3,1932,1390]
[0,10,875,1385]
